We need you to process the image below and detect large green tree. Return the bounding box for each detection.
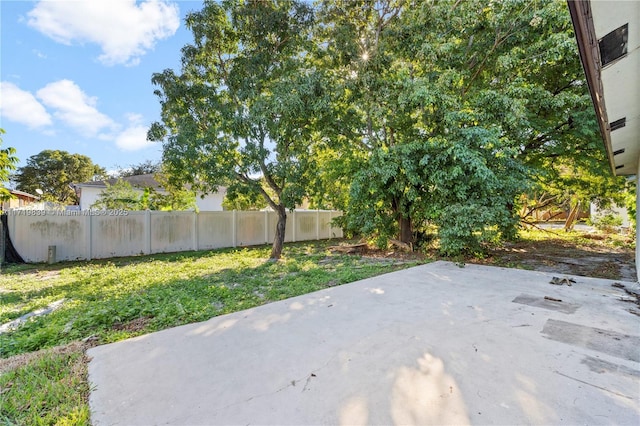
[149,0,329,259]
[315,0,619,254]
[316,0,529,253]
[14,150,106,204]
[0,129,19,202]
[461,0,626,227]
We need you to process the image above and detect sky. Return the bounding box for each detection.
[0,0,205,176]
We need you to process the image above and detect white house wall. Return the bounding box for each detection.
[637,165,639,281]
[79,186,225,211]
[196,190,226,211]
[79,187,104,210]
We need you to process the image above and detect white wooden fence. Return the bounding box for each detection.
[6,210,343,263]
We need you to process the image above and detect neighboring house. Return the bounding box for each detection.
[73,174,227,211]
[1,189,39,210]
[590,203,632,228]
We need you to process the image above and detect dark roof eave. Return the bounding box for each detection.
[567,0,616,175]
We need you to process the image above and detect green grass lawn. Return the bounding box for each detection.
[0,240,424,424]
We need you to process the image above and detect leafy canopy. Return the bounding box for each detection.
[113,160,162,178]
[149,0,625,256]
[92,175,196,211]
[0,129,19,202]
[14,150,105,204]
[316,0,531,253]
[149,0,329,258]
[311,0,624,254]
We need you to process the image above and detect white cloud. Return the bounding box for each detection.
[27,0,180,66]
[113,112,155,151]
[125,112,144,124]
[0,82,52,128]
[115,124,155,151]
[36,79,116,137]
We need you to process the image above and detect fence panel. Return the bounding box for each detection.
[266,211,295,243]
[6,210,342,263]
[295,211,318,241]
[197,211,235,250]
[9,213,89,262]
[91,212,147,259]
[235,211,267,247]
[150,211,195,254]
[318,211,332,239]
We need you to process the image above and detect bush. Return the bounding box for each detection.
[588,213,623,233]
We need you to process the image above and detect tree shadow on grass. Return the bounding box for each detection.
[1,239,415,358]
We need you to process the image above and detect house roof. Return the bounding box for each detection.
[74,174,228,195]
[568,0,640,176]
[74,174,163,189]
[10,189,39,199]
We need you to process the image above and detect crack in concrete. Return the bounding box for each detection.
[209,352,339,413]
[554,370,634,400]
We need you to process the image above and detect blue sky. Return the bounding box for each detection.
[1,0,204,174]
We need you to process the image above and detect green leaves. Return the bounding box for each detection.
[0,129,19,202]
[150,0,327,259]
[14,150,105,204]
[151,0,619,256]
[91,177,196,212]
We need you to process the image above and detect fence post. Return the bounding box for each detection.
[264,210,269,244]
[316,209,320,240]
[292,210,296,242]
[192,212,198,251]
[145,210,151,254]
[86,214,92,260]
[232,210,237,247]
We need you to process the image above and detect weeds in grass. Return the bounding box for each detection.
[0,342,91,425]
[518,228,635,250]
[1,241,421,358]
[1,230,632,424]
[0,240,424,424]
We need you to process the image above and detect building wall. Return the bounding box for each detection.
[79,186,225,211]
[196,189,226,211]
[79,187,103,210]
[1,194,38,210]
[636,166,639,282]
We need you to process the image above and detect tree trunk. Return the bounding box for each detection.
[564,201,581,232]
[270,205,287,260]
[398,215,413,246]
[392,196,413,247]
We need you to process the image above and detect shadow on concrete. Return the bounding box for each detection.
[88,262,640,425]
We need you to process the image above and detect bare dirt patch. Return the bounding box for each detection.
[0,341,93,375]
[111,316,153,333]
[335,231,636,281]
[470,233,636,281]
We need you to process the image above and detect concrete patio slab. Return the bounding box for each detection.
[88,261,640,425]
